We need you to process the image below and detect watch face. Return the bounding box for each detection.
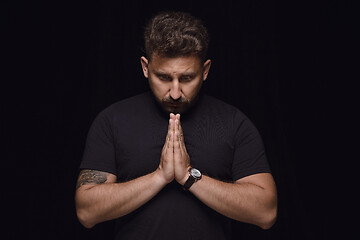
[190,168,201,178]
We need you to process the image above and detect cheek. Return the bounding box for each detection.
[183,80,202,98]
[149,79,169,96]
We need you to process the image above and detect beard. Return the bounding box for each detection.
[159,95,191,114]
[148,76,204,115]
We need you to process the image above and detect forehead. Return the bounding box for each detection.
[148,54,202,74]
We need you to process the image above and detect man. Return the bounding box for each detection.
[75,11,277,239]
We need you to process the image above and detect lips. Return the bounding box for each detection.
[168,103,181,108]
[164,101,181,106]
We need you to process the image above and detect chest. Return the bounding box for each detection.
[113,117,234,182]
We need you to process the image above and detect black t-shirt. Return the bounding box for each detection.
[80,91,270,240]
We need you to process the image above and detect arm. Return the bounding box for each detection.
[75,117,177,228]
[188,173,277,229]
[173,114,277,229]
[75,169,167,228]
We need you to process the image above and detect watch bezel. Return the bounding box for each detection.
[190,168,201,179]
[183,168,202,190]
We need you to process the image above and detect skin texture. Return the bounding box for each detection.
[140,54,211,114]
[75,55,277,230]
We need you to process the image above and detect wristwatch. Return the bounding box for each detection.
[183,168,202,190]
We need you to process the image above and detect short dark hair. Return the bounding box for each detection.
[144,11,209,61]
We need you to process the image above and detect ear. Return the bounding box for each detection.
[140,56,149,78]
[202,59,211,81]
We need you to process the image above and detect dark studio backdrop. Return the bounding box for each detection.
[4,0,356,239]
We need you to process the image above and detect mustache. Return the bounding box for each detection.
[162,97,189,104]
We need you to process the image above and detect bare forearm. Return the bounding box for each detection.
[75,170,166,228]
[189,174,277,229]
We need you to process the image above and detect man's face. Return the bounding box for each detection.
[141,54,211,114]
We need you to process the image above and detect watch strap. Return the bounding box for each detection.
[183,168,201,190]
[183,175,196,190]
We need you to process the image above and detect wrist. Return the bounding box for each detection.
[182,167,202,190]
[177,166,192,186]
[153,169,170,187]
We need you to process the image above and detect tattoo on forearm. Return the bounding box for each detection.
[76,169,109,189]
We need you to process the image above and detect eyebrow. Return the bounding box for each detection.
[153,70,197,77]
[153,70,168,76]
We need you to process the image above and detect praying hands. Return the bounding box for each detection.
[157,113,191,186]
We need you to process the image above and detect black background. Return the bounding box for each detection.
[4,0,356,239]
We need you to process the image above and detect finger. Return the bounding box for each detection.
[169,114,176,132]
[170,114,177,135]
[162,131,173,165]
[167,131,175,167]
[167,131,174,151]
[167,117,173,132]
[175,119,180,139]
[175,114,180,130]
[176,114,182,133]
[168,117,176,137]
[176,117,187,153]
[170,113,176,121]
[174,127,181,160]
[163,119,171,150]
[169,118,175,146]
[174,114,182,138]
[162,118,173,155]
[174,119,184,157]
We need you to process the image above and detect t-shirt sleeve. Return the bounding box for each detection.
[79,108,117,175]
[231,110,270,181]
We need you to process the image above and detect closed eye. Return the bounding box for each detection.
[156,73,172,81]
[180,74,196,82]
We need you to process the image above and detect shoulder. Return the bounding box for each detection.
[107,92,151,114]
[98,92,151,118]
[201,94,258,137]
[91,92,151,128]
[201,94,248,123]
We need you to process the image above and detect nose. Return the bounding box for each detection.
[169,80,182,101]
